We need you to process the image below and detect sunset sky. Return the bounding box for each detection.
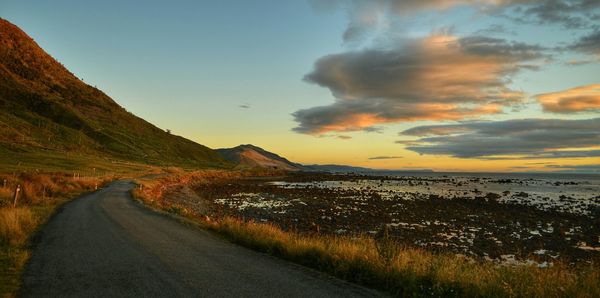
[2,0,599,172]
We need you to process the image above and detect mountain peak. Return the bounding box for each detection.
[216,144,301,171]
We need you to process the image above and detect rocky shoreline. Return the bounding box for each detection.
[175,173,600,265]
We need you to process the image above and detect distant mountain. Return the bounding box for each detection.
[301,164,435,174]
[216,144,302,171]
[0,18,229,169]
[216,144,432,174]
[302,164,374,173]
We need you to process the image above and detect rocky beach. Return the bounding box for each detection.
[177,172,600,266]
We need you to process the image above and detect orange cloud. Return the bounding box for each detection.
[387,0,532,14]
[536,84,600,113]
[319,0,595,42]
[293,35,542,134]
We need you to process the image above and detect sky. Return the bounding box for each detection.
[1,0,599,172]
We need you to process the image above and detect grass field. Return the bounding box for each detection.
[0,146,167,174]
[134,172,600,297]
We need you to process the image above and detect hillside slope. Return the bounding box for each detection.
[216,145,301,171]
[0,18,229,169]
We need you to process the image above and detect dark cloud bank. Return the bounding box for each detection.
[399,118,600,159]
[546,164,600,173]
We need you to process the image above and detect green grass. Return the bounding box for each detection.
[134,173,600,298]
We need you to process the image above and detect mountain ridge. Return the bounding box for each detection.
[0,18,229,169]
[217,144,432,174]
[216,144,301,171]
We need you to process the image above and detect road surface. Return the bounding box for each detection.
[22,181,381,297]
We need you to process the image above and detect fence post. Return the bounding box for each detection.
[13,184,21,208]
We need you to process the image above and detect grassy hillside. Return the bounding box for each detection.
[0,18,230,171]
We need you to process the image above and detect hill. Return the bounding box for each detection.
[0,18,229,171]
[216,144,422,174]
[216,145,301,171]
[217,144,427,173]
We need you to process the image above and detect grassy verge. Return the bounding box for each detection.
[134,172,600,297]
[0,172,113,297]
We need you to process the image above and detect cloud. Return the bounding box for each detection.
[399,118,600,159]
[312,1,599,44]
[565,58,598,66]
[313,0,519,42]
[569,30,600,56]
[545,164,600,173]
[369,156,403,160]
[292,34,544,134]
[509,0,600,29]
[364,126,385,133]
[311,0,512,14]
[337,135,352,140]
[474,24,517,36]
[535,84,600,113]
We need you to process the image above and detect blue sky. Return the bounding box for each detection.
[1,0,599,171]
[1,0,345,135]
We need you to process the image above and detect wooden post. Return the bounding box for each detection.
[13,184,21,208]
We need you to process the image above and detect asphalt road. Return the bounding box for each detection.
[22,181,382,297]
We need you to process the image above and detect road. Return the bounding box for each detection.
[22,181,381,297]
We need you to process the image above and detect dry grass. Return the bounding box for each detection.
[133,172,600,298]
[204,217,599,297]
[0,208,36,246]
